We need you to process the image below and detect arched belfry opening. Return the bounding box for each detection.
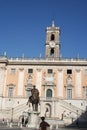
[50,48,54,57]
[51,34,55,41]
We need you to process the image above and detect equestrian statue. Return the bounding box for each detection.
[27,85,40,111]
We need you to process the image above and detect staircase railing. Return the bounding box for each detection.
[0,102,29,120]
[59,99,83,115]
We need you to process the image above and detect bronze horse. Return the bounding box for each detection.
[27,86,40,111]
[29,95,40,111]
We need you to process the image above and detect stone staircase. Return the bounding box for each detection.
[13,102,29,119]
[59,99,87,122]
[0,102,29,120]
[59,99,83,114]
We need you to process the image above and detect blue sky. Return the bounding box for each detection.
[0,0,87,58]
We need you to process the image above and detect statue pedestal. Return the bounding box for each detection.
[27,111,40,128]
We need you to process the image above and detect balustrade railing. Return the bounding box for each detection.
[0,55,87,62]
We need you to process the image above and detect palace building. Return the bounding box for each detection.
[0,22,87,124]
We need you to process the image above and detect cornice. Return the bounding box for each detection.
[7,60,87,66]
[1,57,87,66]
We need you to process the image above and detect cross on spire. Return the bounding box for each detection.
[52,20,55,27]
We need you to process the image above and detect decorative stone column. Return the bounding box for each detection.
[75,69,82,98]
[36,68,42,96]
[57,69,63,98]
[0,67,6,97]
[0,66,6,108]
[17,68,24,96]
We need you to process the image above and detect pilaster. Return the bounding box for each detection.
[57,69,63,98]
[17,68,24,96]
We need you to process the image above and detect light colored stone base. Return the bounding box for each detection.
[27,111,40,128]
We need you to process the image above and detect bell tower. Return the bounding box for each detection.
[45,21,60,59]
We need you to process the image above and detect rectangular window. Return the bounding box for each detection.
[10,68,16,74]
[28,69,33,73]
[85,69,87,75]
[67,69,72,74]
[67,89,72,99]
[48,69,53,74]
[85,87,87,98]
[8,87,14,97]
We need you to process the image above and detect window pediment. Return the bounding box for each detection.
[44,81,56,86]
[66,84,73,88]
[7,83,15,87]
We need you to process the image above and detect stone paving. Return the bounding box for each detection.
[0,121,87,130]
[0,125,87,130]
[0,127,87,130]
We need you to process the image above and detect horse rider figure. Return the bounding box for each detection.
[27,85,40,111]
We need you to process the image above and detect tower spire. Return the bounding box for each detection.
[52,20,55,27]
